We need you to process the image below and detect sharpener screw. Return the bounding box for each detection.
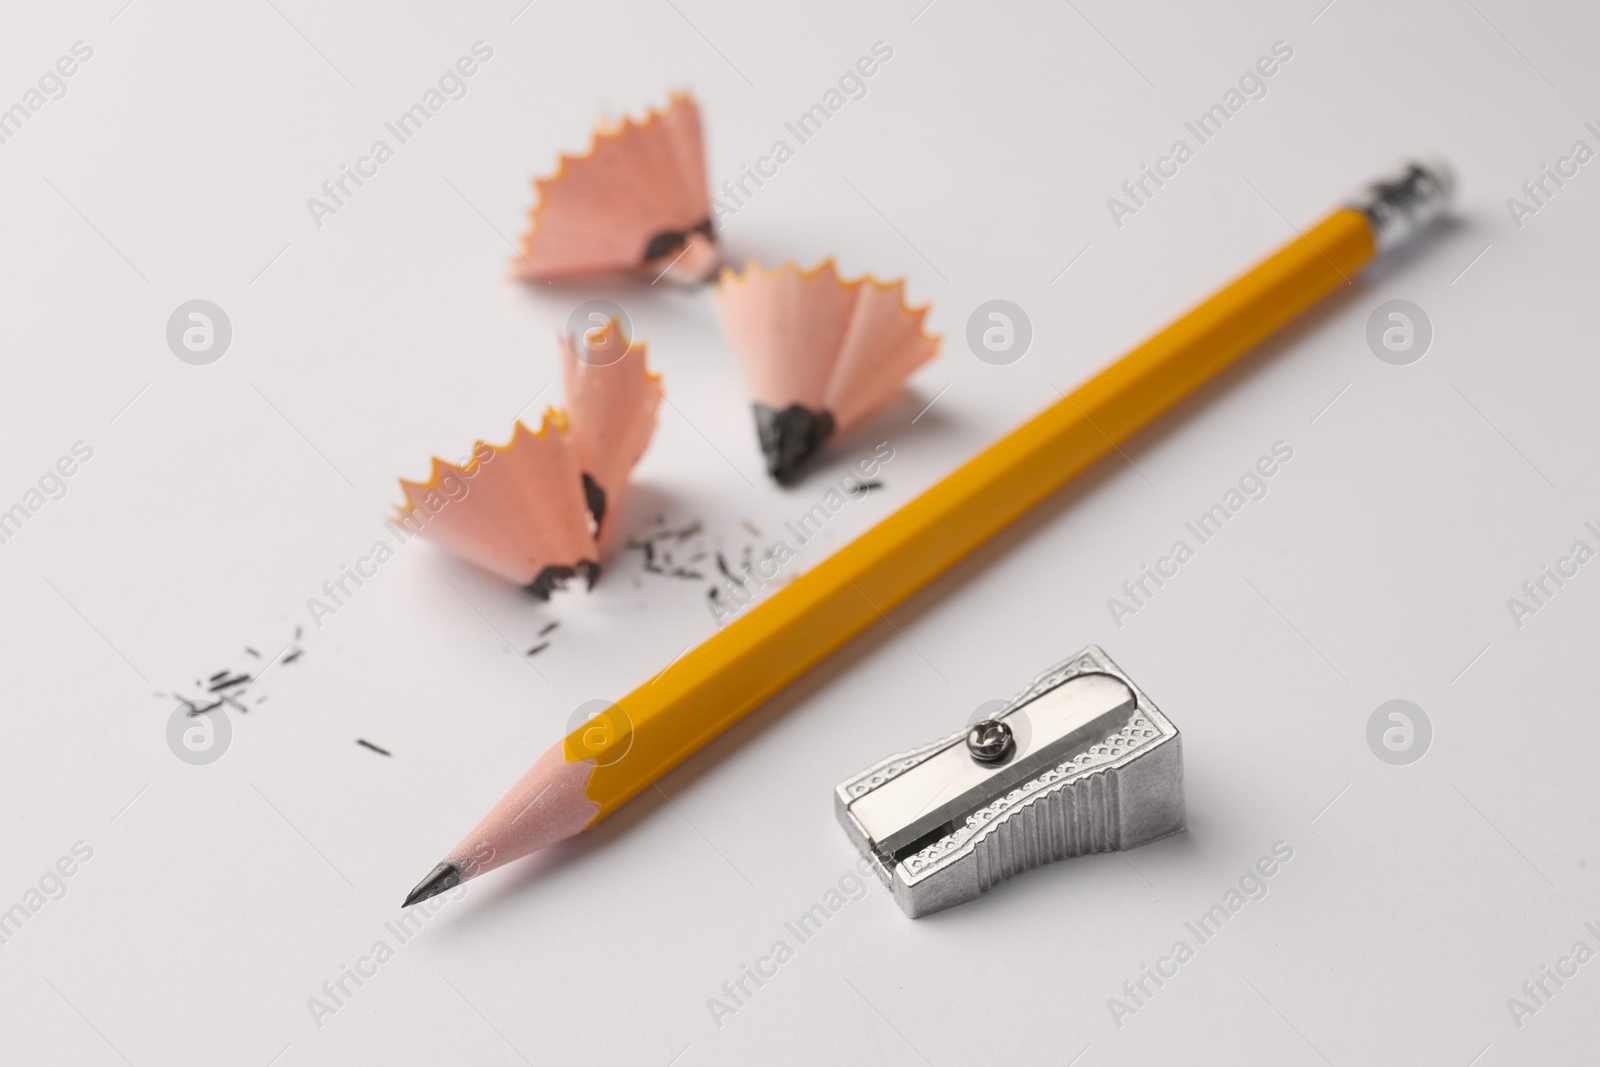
[966,719,1014,764]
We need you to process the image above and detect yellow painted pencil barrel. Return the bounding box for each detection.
[570,163,1451,820]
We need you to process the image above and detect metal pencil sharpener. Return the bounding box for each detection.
[835,646,1184,917]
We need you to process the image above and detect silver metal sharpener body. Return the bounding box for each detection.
[835,646,1184,917]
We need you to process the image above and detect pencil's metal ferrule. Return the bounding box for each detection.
[1350,159,1455,254]
[835,646,1184,917]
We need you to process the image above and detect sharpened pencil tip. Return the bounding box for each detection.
[403,862,461,908]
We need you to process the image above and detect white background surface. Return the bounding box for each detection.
[1,0,1597,1063]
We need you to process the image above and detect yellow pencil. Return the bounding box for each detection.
[404,161,1453,905]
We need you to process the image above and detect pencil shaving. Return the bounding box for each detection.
[396,321,661,597]
[514,91,717,285]
[398,417,596,596]
[559,318,663,553]
[717,259,939,484]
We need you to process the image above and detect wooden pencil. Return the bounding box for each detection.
[404,161,1452,906]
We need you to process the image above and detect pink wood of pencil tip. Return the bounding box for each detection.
[404,744,599,906]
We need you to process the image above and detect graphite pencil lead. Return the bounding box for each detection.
[403,862,460,908]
